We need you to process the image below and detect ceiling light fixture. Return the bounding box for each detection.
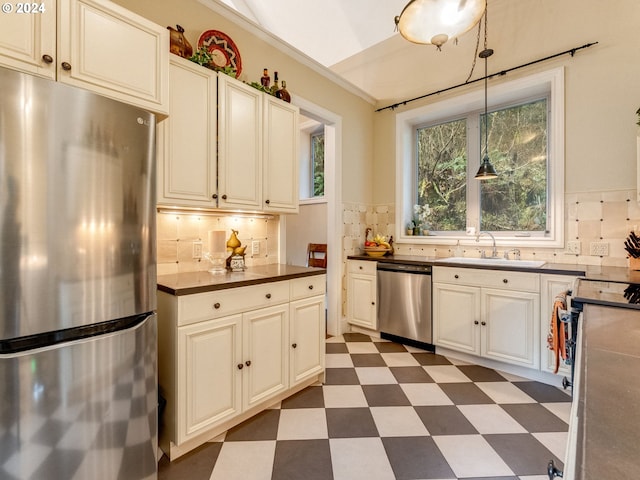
[394,0,486,49]
[474,6,497,180]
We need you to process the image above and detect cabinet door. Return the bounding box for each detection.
[347,273,377,330]
[0,0,56,78]
[57,0,168,114]
[290,295,325,386]
[157,57,217,207]
[218,74,262,210]
[263,96,299,213]
[540,275,576,375]
[433,283,481,354]
[177,314,242,444]
[482,288,540,368]
[243,304,289,410]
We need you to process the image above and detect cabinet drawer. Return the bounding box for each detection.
[178,281,290,326]
[348,260,376,275]
[433,266,539,292]
[291,275,326,300]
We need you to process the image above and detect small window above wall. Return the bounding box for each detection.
[395,68,565,248]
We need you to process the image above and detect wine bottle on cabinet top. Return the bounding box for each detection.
[277,81,291,103]
[261,68,270,88]
[271,71,279,96]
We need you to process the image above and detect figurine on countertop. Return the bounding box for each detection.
[226,229,246,271]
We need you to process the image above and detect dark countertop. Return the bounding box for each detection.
[157,264,326,296]
[573,304,640,479]
[347,254,640,282]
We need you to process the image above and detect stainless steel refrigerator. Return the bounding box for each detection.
[0,66,158,479]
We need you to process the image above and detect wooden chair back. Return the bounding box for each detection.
[307,243,327,268]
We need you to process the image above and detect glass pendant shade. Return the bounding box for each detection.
[395,0,486,47]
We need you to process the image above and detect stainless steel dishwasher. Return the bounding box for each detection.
[377,262,433,350]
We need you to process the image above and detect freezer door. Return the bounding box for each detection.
[0,314,157,480]
[0,66,157,340]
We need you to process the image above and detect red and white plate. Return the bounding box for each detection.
[198,30,242,77]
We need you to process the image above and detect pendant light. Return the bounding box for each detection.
[394,0,486,49]
[474,6,498,180]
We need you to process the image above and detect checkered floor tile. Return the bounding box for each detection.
[159,333,571,480]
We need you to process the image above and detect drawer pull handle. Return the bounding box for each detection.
[213,302,221,309]
[308,285,314,290]
[454,274,459,279]
[292,343,297,349]
[266,293,272,299]
[61,61,72,71]
[503,279,508,284]
[245,360,251,367]
[474,320,479,325]
[237,363,243,370]
[481,321,487,326]
[42,54,53,64]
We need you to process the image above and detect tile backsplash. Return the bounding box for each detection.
[156,212,280,276]
[342,189,640,269]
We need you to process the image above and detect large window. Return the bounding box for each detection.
[396,69,564,247]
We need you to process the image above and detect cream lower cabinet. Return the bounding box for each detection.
[433,267,540,369]
[540,274,577,376]
[158,274,325,460]
[0,0,168,115]
[347,260,377,330]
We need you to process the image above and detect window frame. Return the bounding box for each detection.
[395,68,565,248]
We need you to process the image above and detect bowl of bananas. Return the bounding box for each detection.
[363,228,393,257]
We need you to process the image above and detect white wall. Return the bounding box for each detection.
[284,203,328,266]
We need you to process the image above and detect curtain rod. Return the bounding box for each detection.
[375,41,598,113]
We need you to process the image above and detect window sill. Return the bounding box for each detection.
[299,197,327,206]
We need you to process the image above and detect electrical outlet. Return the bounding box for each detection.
[567,241,581,254]
[251,240,260,255]
[192,241,203,259]
[589,241,609,256]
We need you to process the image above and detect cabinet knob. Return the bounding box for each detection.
[454,274,459,279]
[212,193,218,199]
[245,360,251,367]
[265,199,270,204]
[308,285,314,290]
[221,194,227,200]
[61,61,71,71]
[474,320,479,325]
[359,266,363,270]
[503,279,508,284]
[237,363,243,370]
[292,343,297,349]
[213,302,221,309]
[481,321,487,326]
[265,293,271,299]
[42,54,53,64]
[371,301,375,305]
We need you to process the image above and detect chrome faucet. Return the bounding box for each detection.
[476,231,498,258]
[504,248,521,260]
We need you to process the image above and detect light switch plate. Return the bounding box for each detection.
[252,240,260,255]
[589,242,609,256]
[192,241,203,259]
[567,241,581,254]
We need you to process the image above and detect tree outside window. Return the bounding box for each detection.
[311,132,325,197]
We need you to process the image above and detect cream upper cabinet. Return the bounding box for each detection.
[0,0,168,114]
[0,0,56,79]
[347,260,378,330]
[540,274,576,376]
[157,56,217,207]
[263,95,299,213]
[217,73,263,210]
[217,73,300,213]
[433,266,540,369]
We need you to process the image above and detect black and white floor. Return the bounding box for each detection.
[159,332,571,480]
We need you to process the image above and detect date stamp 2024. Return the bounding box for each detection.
[2,2,46,14]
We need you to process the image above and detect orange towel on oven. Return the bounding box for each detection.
[547,291,568,374]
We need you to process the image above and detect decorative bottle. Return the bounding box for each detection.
[260,68,270,88]
[271,71,279,96]
[277,80,291,103]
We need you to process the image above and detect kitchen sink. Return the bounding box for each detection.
[440,257,546,268]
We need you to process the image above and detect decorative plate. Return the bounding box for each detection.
[198,30,242,77]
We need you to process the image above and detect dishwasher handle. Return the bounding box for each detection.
[376,262,431,274]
